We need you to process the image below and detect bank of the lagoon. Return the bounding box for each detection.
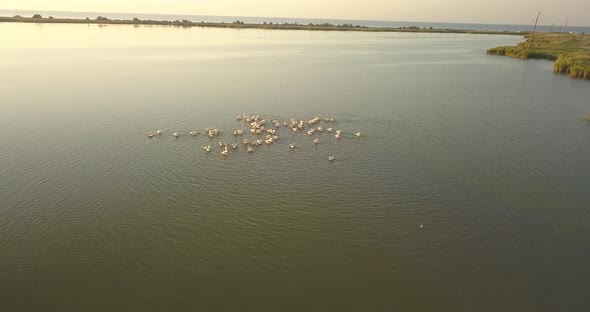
[0,15,525,35]
[3,9,590,33]
[488,33,590,80]
[1,23,590,311]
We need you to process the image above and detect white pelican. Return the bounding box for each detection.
[289,143,295,149]
[316,126,323,132]
[221,148,229,156]
[173,132,180,138]
[147,132,154,138]
[190,131,199,136]
[231,143,238,149]
[156,130,162,135]
[328,155,335,161]
[327,128,333,133]
[246,146,253,153]
[203,146,211,152]
[313,139,320,144]
[355,132,361,137]
[420,224,423,229]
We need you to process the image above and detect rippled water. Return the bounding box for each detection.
[1,24,589,311]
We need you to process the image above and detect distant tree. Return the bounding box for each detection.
[85,17,90,20]
[48,16,54,19]
[13,15,22,18]
[133,17,140,22]
[429,27,433,30]
[32,14,42,19]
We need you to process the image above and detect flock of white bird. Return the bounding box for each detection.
[147,114,362,161]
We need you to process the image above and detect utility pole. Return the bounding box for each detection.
[548,24,554,44]
[564,18,569,33]
[527,11,541,48]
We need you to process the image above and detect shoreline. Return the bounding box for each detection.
[0,15,526,36]
[487,33,590,80]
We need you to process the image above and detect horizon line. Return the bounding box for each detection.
[1,8,585,28]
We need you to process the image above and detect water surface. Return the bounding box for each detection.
[1,24,589,311]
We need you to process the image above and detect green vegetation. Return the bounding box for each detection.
[0,15,524,35]
[488,33,590,80]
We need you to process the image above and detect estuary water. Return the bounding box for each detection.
[1,24,589,311]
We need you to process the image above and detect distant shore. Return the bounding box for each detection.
[487,33,590,80]
[0,15,526,35]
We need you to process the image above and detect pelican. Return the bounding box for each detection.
[328,155,335,161]
[173,132,180,138]
[190,131,199,136]
[203,146,211,152]
[316,126,323,132]
[327,128,333,133]
[313,139,320,144]
[289,143,296,149]
[355,132,361,137]
[335,133,341,139]
[420,224,423,229]
[156,130,162,135]
[231,143,238,149]
[147,132,155,138]
[221,147,229,156]
[243,139,250,145]
[246,146,253,153]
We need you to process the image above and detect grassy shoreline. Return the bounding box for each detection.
[487,33,590,80]
[0,15,525,35]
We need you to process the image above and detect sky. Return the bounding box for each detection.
[2,0,589,26]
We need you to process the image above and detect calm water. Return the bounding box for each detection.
[1,24,589,311]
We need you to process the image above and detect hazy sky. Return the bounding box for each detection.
[3,0,589,26]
